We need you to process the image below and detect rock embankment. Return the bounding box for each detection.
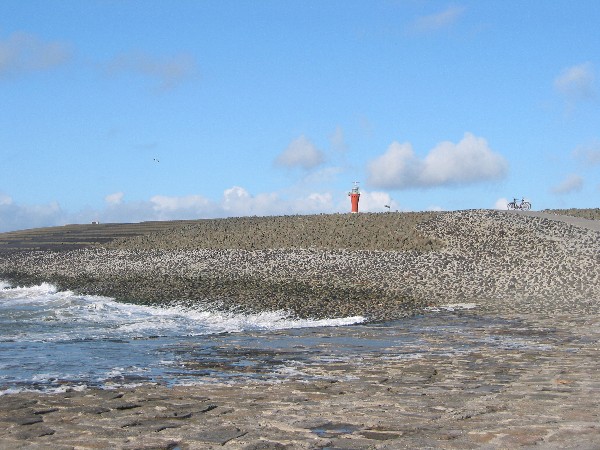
[105,212,443,252]
[1,210,598,320]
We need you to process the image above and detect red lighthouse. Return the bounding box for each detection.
[348,181,360,213]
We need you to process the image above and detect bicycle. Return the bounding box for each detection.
[507,197,531,211]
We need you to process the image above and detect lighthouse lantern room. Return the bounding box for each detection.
[348,181,360,213]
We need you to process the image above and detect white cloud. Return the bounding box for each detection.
[367,132,508,189]
[367,142,420,189]
[221,187,337,216]
[554,63,595,105]
[105,192,124,205]
[409,6,465,33]
[290,192,334,214]
[494,197,509,210]
[104,51,198,90]
[223,185,251,205]
[355,190,397,212]
[275,135,325,170]
[551,174,584,195]
[222,186,280,216]
[151,194,211,213]
[0,31,70,77]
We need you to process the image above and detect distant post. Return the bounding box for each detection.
[348,181,361,213]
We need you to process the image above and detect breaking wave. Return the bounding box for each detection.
[0,281,364,393]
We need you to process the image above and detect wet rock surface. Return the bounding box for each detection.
[0,311,599,449]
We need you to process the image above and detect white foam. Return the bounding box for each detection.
[1,281,367,394]
[31,372,62,382]
[0,281,60,301]
[0,282,366,342]
[0,384,89,397]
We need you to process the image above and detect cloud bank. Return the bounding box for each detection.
[0,194,66,232]
[0,185,408,233]
[367,132,508,189]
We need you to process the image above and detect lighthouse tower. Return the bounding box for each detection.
[348,181,360,213]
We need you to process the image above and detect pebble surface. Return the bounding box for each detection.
[1,209,598,320]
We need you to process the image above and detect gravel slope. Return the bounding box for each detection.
[1,209,598,320]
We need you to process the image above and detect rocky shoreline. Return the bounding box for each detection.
[1,209,599,449]
[1,209,598,320]
[1,309,599,449]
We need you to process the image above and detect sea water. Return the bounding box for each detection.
[0,280,365,394]
[2,280,536,396]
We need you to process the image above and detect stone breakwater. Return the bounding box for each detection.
[0,210,599,320]
[104,212,443,252]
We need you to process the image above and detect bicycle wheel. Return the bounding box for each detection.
[521,202,531,211]
[507,202,516,210]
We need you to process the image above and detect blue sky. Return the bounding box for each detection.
[1,1,599,232]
